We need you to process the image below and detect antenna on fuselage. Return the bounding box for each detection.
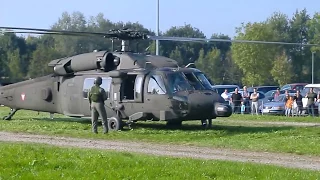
[121,40,129,52]
[144,61,152,69]
[185,63,196,68]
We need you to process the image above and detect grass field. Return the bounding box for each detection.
[0,142,319,180]
[224,114,320,123]
[1,107,320,156]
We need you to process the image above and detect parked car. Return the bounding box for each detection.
[280,83,307,91]
[259,93,296,115]
[247,86,279,94]
[264,89,296,101]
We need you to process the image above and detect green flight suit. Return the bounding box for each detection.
[88,85,108,133]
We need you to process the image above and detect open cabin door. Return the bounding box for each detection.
[120,74,144,103]
[108,73,145,120]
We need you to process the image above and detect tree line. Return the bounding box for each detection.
[1,9,320,86]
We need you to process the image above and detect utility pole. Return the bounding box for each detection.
[312,51,315,84]
[156,0,160,55]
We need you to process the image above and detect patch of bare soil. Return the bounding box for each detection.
[0,131,319,171]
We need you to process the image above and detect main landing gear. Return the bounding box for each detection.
[201,119,213,129]
[3,108,18,120]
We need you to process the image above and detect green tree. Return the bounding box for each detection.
[196,48,222,84]
[288,8,312,81]
[231,22,279,86]
[271,51,294,86]
[160,24,207,65]
[7,49,23,81]
[224,51,243,85]
[307,12,320,83]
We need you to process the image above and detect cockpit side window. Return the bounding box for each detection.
[147,75,166,94]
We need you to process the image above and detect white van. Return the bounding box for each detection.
[301,84,320,111]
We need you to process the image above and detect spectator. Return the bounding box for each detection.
[241,86,250,113]
[250,88,259,115]
[221,89,229,102]
[284,90,289,103]
[294,90,303,116]
[230,88,242,114]
[240,101,245,115]
[317,92,320,116]
[274,88,280,100]
[305,88,317,117]
[285,96,294,117]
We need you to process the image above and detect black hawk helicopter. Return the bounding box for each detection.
[0,26,318,131]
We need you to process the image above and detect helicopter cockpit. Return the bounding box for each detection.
[166,72,194,93]
[183,71,212,91]
[147,71,194,95]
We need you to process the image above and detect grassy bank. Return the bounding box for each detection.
[0,142,318,179]
[0,107,320,156]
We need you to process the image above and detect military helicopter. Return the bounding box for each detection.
[0,26,319,131]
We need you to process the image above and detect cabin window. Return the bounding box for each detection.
[83,77,112,99]
[101,77,112,99]
[122,75,136,100]
[134,75,143,99]
[147,75,166,94]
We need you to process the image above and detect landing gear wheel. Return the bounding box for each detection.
[108,116,122,131]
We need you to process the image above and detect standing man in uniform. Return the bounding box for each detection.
[88,76,109,134]
[305,88,317,117]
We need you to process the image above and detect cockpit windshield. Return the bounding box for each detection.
[166,72,194,93]
[184,72,213,90]
[184,73,203,90]
[194,72,213,90]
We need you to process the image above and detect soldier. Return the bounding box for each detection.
[88,76,109,134]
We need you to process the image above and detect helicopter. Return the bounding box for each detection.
[0,26,319,131]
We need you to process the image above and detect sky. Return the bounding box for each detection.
[0,0,319,38]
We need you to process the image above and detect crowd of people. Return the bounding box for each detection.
[221,86,320,117]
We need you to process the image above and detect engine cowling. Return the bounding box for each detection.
[48,51,120,76]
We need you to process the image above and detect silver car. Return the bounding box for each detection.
[260,93,296,115]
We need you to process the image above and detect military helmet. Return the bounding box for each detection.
[94,76,102,85]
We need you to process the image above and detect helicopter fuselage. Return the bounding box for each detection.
[0,67,232,124]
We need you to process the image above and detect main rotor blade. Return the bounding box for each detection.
[148,36,320,46]
[1,31,100,37]
[0,26,148,40]
[2,26,319,46]
[0,26,110,36]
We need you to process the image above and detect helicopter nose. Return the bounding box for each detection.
[214,102,232,117]
[187,92,215,119]
[187,91,232,119]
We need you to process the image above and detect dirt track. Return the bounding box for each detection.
[0,131,319,171]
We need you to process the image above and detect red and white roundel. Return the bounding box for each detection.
[21,93,26,101]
